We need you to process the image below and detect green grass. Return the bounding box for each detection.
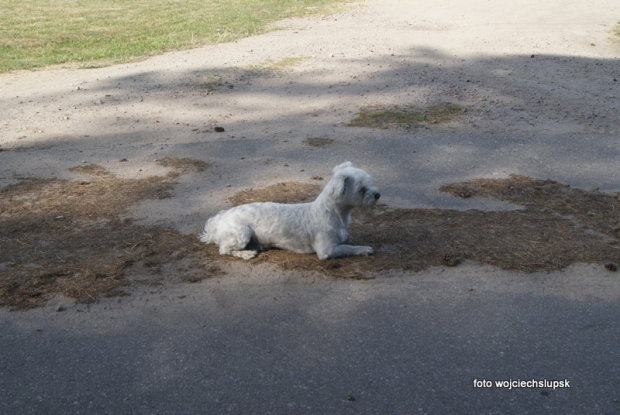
[0,0,348,73]
[348,103,463,129]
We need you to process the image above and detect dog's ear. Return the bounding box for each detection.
[333,161,353,173]
[327,174,350,198]
[341,176,352,196]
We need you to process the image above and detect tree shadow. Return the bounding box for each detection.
[1,48,619,307]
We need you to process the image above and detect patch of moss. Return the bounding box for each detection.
[348,102,462,129]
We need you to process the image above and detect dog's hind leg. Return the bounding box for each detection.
[217,222,260,260]
[230,249,258,260]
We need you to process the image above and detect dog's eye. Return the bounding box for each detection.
[359,187,367,194]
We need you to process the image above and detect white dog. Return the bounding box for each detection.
[200,162,380,260]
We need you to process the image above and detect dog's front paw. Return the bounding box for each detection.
[318,244,375,259]
[356,246,374,256]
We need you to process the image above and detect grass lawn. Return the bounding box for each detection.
[0,0,348,73]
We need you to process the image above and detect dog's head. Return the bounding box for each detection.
[325,161,380,208]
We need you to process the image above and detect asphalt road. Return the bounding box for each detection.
[2,265,619,414]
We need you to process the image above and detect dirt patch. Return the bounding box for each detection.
[218,177,619,277]
[156,157,212,177]
[303,137,335,148]
[347,102,463,129]
[0,159,219,310]
[440,175,620,241]
[3,170,618,309]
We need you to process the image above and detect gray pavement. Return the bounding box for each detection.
[2,266,619,414]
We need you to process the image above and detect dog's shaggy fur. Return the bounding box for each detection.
[200,162,380,260]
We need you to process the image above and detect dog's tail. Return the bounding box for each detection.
[199,216,217,244]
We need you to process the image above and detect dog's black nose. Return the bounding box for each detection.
[375,192,381,200]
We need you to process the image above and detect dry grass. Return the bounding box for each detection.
[440,175,620,241]
[303,137,335,148]
[218,176,619,278]
[0,159,219,310]
[156,157,212,177]
[2,166,618,309]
